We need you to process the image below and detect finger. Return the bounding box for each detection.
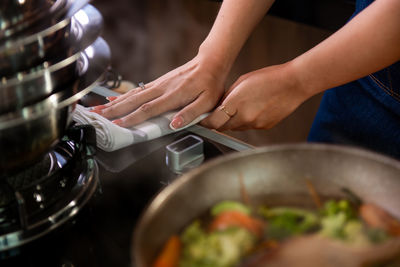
[170,93,216,130]
[218,117,246,131]
[106,88,141,105]
[106,81,154,106]
[114,94,180,127]
[90,87,145,112]
[225,75,246,97]
[100,87,162,119]
[201,103,237,129]
[106,96,118,102]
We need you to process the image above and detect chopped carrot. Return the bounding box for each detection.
[239,172,251,205]
[360,203,400,236]
[152,235,181,267]
[209,211,265,237]
[305,178,322,209]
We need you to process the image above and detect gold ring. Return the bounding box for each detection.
[219,105,235,118]
[138,82,145,90]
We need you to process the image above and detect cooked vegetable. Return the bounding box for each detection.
[209,211,264,237]
[153,235,181,267]
[179,221,256,267]
[319,200,352,237]
[321,199,356,220]
[153,198,400,267]
[360,203,400,236]
[259,207,319,240]
[318,200,390,245]
[211,200,252,216]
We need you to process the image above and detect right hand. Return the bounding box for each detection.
[93,53,227,129]
[201,63,308,131]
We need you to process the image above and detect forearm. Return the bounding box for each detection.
[198,0,275,76]
[290,0,400,97]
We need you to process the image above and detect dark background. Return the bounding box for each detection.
[269,0,355,30]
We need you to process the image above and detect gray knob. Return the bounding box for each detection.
[166,135,204,174]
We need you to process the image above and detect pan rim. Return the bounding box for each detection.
[132,142,400,266]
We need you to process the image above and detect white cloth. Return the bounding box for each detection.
[73,104,208,152]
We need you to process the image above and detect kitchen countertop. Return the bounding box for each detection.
[2,91,253,267]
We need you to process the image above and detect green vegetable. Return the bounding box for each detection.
[175,199,386,267]
[343,221,371,245]
[211,201,252,217]
[318,199,381,244]
[319,212,348,239]
[366,228,388,244]
[181,220,206,245]
[259,207,319,240]
[319,200,356,240]
[179,221,256,267]
[320,199,356,220]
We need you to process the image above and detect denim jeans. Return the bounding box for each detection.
[308,78,400,159]
[307,0,400,160]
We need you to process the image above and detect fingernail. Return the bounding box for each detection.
[89,109,103,114]
[92,105,107,111]
[112,119,123,126]
[170,116,184,129]
[106,96,118,101]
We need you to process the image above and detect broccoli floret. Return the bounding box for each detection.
[259,207,319,240]
[321,200,356,220]
[179,222,256,267]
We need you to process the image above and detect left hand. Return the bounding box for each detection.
[201,63,310,131]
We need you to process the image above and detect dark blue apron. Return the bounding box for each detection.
[308,0,400,159]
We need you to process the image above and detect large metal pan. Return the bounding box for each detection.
[0,37,111,174]
[0,2,101,80]
[133,144,400,266]
[0,4,103,114]
[0,0,67,39]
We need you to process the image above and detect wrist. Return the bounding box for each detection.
[285,59,321,100]
[197,42,235,78]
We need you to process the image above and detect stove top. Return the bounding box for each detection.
[1,88,252,266]
[0,125,98,255]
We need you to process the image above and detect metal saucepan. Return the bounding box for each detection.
[0,5,103,114]
[0,37,111,174]
[0,2,101,80]
[133,143,400,266]
[0,0,67,40]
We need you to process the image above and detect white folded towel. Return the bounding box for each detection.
[73,104,208,152]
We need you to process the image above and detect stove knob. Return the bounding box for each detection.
[166,134,204,174]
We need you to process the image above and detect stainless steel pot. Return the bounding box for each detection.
[0,50,79,113]
[0,37,111,174]
[0,2,101,77]
[0,4,103,114]
[0,0,67,39]
[133,144,400,267]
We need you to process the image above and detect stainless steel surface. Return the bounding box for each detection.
[166,134,204,173]
[59,37,112,109]
[0,3,102,77]
[71,4,104,56]
[133,143,400,266]
[91,85,120,97]
[0,0,90,40]
[0,51,80,113]
[0,0,67,39]
[0,5,104,113]
[188,124,254,152]
[0,37,111,173]
[0,138,99,251]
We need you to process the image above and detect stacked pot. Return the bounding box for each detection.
[0,0,111,173]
